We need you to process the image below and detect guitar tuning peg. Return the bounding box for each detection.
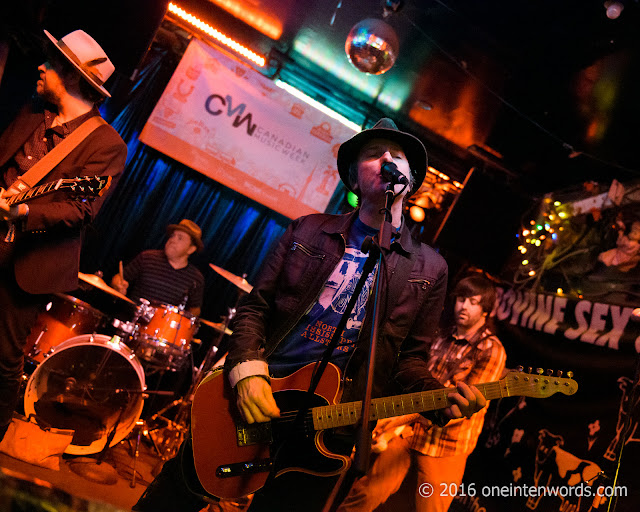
[546,369,553,376]
[527,367,533,374]
[516,365,524,372]
[557,370,563,377]
[536,368,544,375]
[566,371,574,379]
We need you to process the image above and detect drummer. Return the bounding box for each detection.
[111,219,205,316]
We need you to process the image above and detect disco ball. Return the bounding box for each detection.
[345,18,399,75]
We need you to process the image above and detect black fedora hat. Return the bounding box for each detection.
[337,118,427,195]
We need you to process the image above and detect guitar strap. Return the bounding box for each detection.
[3,116,106,242]
[275,235,415,491]
[6,116,107,195]
[298,232,415,423]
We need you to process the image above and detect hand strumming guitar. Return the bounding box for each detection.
[0,195,28,222]
[235,375,281,424]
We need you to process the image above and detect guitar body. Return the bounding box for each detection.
[0,226,13,267]
[191,362,348,499]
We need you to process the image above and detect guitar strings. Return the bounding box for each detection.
[266,380,574,428]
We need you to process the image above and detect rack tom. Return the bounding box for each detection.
[133,304,198,370]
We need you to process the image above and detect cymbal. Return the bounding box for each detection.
[78,272,135,304]
[199,318,233,335]
[209,264,253,294]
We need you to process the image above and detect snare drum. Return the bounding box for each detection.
[24,294,105,363]
[24,334,145,455]
[134,304,198,370]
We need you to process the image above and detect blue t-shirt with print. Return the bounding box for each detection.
[268,217,379,378]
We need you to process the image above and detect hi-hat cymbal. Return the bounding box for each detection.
[199,318,233,335]
[78,272,135,304]
[209,264,253,294]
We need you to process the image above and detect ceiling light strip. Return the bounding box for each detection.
[275,80,361,133]
[168,2,266,67]
[207,0,282,40]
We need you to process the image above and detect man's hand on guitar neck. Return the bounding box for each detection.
[0,193,28,222]
[442,381,487,420]
[235,375,281,424]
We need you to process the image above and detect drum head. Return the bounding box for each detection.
[24,334,146,455]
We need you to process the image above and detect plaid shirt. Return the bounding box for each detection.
[408,323,506,457]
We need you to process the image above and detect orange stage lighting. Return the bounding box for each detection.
[168,2,266,67]
[206,0,283,40]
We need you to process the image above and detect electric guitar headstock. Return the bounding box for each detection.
[61,176,112,199]
[501,366,578,398]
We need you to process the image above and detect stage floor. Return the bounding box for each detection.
[0,438,159,511]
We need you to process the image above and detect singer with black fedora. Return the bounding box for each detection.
[0,29,127,441]
[134,118,487,512]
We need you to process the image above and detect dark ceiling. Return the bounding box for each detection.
[3,0,640,196]
[186,0,640,196]
[265,0,640,194]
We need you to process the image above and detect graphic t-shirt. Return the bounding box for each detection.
[268,217,379,378]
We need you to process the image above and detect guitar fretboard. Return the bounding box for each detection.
[5,180,65,205]
[311,372,577,431]
[312,381,506,430]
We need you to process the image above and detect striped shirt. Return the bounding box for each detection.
[408,323,506,457]
[123,249,204,309]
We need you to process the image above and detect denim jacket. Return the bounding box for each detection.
[225,209,449,403]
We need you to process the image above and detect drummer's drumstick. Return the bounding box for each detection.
[118,260,124,281]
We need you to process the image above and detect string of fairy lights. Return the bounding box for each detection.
[515,196,573,288]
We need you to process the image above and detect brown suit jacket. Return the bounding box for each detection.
[0,101,127,294]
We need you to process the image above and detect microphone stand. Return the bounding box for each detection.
[323,181,396,512]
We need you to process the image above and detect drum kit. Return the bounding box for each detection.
[20,265,251,470]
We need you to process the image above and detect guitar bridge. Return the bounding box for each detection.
[216,458,273,478]
[236,422,273,447]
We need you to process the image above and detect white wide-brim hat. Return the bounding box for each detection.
[44,30,115,98]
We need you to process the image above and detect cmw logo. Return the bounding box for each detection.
[205,94,257,136]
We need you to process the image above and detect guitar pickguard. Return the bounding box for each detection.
[270,390,350,478]
[191,363,348,499]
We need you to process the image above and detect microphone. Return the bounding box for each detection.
[381,162,409,185]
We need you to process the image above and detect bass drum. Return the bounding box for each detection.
[24,334,146,455]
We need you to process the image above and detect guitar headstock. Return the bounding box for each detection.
[502,366,578,398]
[64,176,112,199]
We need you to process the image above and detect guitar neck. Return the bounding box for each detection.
[311,369,578,431]
[2,176,111,207]
[4,180,65,205]
[312,381,507,431]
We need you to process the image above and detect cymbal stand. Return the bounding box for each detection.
[119,389,175,487]
[146,307,235,459]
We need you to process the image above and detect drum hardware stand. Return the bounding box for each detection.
[143,307,235,462]
[116,388,176,486]
[128,418,163,487]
